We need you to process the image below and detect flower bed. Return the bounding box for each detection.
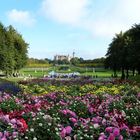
[0,79,140,139]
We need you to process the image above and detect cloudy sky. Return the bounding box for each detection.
[1,0,140,59]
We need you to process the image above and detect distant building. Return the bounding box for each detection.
[54,53,75,62]
[54,51,75,61]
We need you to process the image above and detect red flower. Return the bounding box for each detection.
[19,118,28,132]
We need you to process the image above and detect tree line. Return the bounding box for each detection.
[105,24,140,79]
[0,22,28,76]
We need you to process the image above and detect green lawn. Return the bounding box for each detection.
[20,66,116,78]
[1,66,122,82]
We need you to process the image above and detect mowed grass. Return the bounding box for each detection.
[2,66,121,82]
[20,67,116,78]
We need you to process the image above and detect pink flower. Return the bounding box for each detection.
[121,124,128,130]
[12,132,18,138]
[106,127,113,133]
[94,123,100,129]
[65,126,72,134]
[89,107,94,113]
[67,110,76,117]
[60,128,66,138]
[0,132,3,138]
[1,136,7,140]
[70,118,77,123]
[118,135,123,140]
[61,110,67,115]
[98,136,104,140]
[92,117,99,123]
[113,128,120,137]
[98,105,102,110]
[102,119,106,125]
[4,115,10,123]
[59,101,67,105]
[108,133,115,140]
[11,119,17,124]
[98,133,106,140]
[4,132,9,137]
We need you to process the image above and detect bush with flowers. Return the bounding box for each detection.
[0,78,139,139]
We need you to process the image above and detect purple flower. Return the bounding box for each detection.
[1,136,7,140]
[102,119,106,125]
[12,132,18,138]
[98,136,104,140]
[89,107,94,113]
[65,126,72,134]
[60,128,66,138]
[70,118,77,123]
[98,133,106,140]
[108,133,115,140]
[67,110,76,117]
[61,110,67,115]
[59,101,67,105]
[105,127,113,133]
[0,132,3,138]
[92,117,99,123]
[113,128,120,137]
[11,119,17,124]
[118,135,123,140]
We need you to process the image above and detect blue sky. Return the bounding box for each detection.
[1,0,140,59]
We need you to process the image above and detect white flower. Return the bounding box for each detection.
[90,135,93,138]
[30,128,34,132]
[39,123,43,126]
[33,137,37,140]
[89,126,93,129]
[93,123,100,129]
[55,128,58,131]
[48,123,51,126]
[56,132,59,135]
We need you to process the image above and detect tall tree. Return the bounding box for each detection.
[126,24,140,74]
[0,23,28,76]
[105,31,130,79]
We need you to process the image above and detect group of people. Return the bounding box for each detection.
[47,71,80,79]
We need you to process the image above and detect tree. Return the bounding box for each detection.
[105,31,130,79]
[0,23,15,75]
[126,24,140,74]
[70,57,80,65]
[106,23,140,79]
[0,23,28,76]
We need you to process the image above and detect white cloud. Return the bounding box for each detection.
[7,9,36,26]
[118,0,140,22]
[41,0,90,25]
[86,0,140,38]
[41,0,140,38]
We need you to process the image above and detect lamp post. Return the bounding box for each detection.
[86,67,87,77]
[92,67,95,79]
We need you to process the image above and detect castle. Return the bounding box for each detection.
[54,52,75,62]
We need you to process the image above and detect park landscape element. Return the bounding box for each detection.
[0,21,140,140]
[0,78,140,140]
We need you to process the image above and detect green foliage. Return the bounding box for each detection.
[0,22,28,75]
[25,113,61,140]
[106,24,140,79]
[69,100,89,118]
[0,99,23,112]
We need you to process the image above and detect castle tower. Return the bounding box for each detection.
[72,51,75,58]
